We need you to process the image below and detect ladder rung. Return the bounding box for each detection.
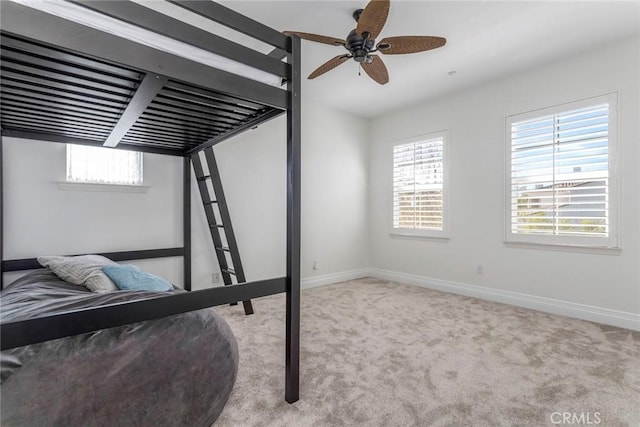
[204,200,218,205]
[215,246,230,252]
[197,175,211,181]
[221,268,236,276]
[209,224,225,228]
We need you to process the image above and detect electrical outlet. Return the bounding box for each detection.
[212,273,220,284]
[312,260,319,270]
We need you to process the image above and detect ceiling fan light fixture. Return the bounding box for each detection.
[354,49,369,62]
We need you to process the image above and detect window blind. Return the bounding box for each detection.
[393,137,444,230]
[510,103,609,237]
[67,144,143,185]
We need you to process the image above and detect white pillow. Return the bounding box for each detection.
[37,255,118,293]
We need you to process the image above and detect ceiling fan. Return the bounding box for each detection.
[284,0,446,85]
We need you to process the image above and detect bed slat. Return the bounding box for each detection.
[2,248,186,272]
[1,277,287,350]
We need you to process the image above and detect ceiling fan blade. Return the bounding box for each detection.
[377,36,446,55]
[283,31,345,46]
[356,0,390,40]
[308,55,351,79]
[361,55,389,85]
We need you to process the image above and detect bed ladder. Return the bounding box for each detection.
[191,147,254,315]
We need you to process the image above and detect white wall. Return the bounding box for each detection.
[368,37,640,321]
[2,139,184,285]
[2,100,370,290]
[191,101,370,289]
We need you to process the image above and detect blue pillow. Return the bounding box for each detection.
[102,264,173,292]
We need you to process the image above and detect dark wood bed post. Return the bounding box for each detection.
[183,156,192,291]
[285,34,301,404]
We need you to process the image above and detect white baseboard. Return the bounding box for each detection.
[369,268,640,331]
[302,268,369,290]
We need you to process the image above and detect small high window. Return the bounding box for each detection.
[66,144,143,185]
[392,131,448,238]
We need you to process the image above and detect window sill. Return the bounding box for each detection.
[390,232,450,242]
[504,241,621,255]
[56,181,149,193]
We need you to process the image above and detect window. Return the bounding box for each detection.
[67,144,143,185]
[392,131,448,237]
[506,93,618,248]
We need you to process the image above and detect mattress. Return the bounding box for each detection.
[0,269,239,426]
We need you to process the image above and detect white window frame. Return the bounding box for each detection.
[504,93,619,250]
[65,144,144,191]
[390,130,449,239]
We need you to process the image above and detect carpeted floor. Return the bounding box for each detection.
[214,277,640,427]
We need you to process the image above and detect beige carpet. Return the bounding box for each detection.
[214,277,640,426]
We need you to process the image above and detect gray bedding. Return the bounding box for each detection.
[0,270,238,426]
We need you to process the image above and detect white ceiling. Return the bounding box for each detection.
[152,1,640,119]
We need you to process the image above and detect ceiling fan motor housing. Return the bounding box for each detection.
[346,29,375,62]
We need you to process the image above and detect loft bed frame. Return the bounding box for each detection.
[0,0,301,403]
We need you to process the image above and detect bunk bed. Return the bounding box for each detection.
[0,0,301,416]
